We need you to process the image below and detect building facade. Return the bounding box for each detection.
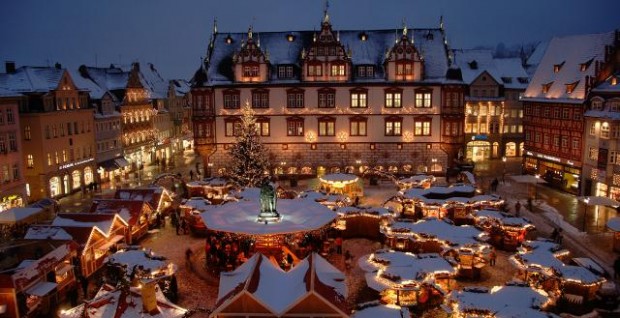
[0,88,28,211]
[192,16,465,178]
[522,31,618,194]
[582,33,620,198]
[1,64,96,200]
[168,79,193,152]
[453,50,528,163]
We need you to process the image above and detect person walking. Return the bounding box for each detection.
[335,236,343,255]
[185,247,194,270]
[489,249,497,266]
[515,201,522,216]
[189,169,195,181]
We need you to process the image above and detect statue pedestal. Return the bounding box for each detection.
[257,212,281,224]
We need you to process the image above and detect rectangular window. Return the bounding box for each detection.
[601,123,610,139]
[415,92,432,108]
[0,135,5,153]
[350,92,367,108]
[6,109,14,123]
[589,147,598,160]
[8,133,17,151]
[278,65,294,79]
[225,121,242,137]
[318,119,335,136]
[286,91,304,108]
[287,119,304,136]
[612,125,620,139]
[396,62,413,75]
[243,65,259,77]
[257,121,270,136]
[385,92,402,108]
[572,138,579,149]
[223,92,240,109]
[330,64,345,76]
[27,154,34,168]
[590,123,597,135]
[252,90,269,108]
[385,119,402,136]
[553,135,560,147]
[350,118,367,136]
[308,65,322,76]
[12,164,18,180]
[562,108,570,119]
[414,120,431,136]
[318,89,336,108]
[561,136,568,148]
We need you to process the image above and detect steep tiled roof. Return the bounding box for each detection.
[0,66,64,93]
[524,31,615,103]
[199,27,450,85]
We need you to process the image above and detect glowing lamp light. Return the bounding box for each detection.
[337,131,348,143]
[305,131,316,143]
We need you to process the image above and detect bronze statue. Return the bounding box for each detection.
[260,182,277,214]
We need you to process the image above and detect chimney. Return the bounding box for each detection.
[5,61,15,73]
[54,62,62,70]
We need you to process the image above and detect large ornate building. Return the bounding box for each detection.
[191,14,465,177]
[0,85,27,210]
[522,31,618,194]
[0,63,96,200]
[453,49,528,163]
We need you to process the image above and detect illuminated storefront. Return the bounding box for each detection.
[524,150,581,194]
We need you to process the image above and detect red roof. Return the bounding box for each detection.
[90,199,152,226]
[113,188,167,210]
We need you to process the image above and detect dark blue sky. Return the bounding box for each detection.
[0,0,618,79]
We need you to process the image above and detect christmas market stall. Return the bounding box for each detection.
[606,217,620,253]
[114,186,174,215]
[210,252,348,318]
[358,249,456,307]
[90,199,154,243]
[319,173,363,197]
[395,174,435,191]
[0,240,77,318]
[510,239,606,308]
[58,283,188,318]
[473,209,535,251]
[200,183,337,269]
[351,302,409,318]
[381,218,491,279]
[299,190,352,210]
[106,247,179,302]
[0,207,52,240]
[444,283,553,318]
[334,206,392,239]
[179,197,215,235]
[185,177,234,203]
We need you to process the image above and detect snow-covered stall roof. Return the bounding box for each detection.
[24,226,73,241]
[0,207,44,225]
[107,249,176,278]
[201,198,336,235]
[52,213,127,236]
[358,250,456,292]
[201,27,450,85]
[90,199,151,227]
[402,184,476,200]
[510,240,566,273]
[114,187,168,210]
[474,209,534,229]
[336,206,392,217]
[180,198,213,213]
[523,31,615,103]
[58,284,187,318]
[319,173,359,185]
[385,218,488,248]
[352,303,409,318]
[214,253,347,317]
[447,284,552,318]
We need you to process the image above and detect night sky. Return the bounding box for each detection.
[0,0,618,79]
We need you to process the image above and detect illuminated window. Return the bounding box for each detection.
[385,90,402,108]
[415,90,432,108]
[224,119,242,137]
[601,122,610,139]
[308,64,322,76]
[318,117,335,136]
[414,119,431,136]
[350,89,368,108]
[286,117,304,136]
[396,62,413,76]
[256,118,270,136]
[47,153,52,166]
[385,117,402,136]
[350,117,367,136]
[330,64,345,76]
[27,154,34,168]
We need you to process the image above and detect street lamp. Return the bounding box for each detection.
[582,197,590,232]
[501,156,507,183]
[534,174,540,201]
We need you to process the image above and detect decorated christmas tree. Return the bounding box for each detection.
[226,101,270,187]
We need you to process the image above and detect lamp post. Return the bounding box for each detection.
[582,197,590,232]
[501,156,507,183]
[534,174,540,201]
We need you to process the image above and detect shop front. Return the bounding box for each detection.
[47,159,97,198]
[524,151,581,194]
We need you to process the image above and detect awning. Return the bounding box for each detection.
[26,281,57,297]
[96,234,125,251]
[98,159,120,172]
[114,158,130,168]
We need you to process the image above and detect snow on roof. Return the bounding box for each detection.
[107,249,172,276]
[24,226,73,240]
[203,27,450,85]
[523,31,615,103]
[558,265,604,285]
[352,303,409,318]
[448,284,551,318]
[452,49,498,84]
[526,41,550,76]
[59,284,188,318]
[474,209,533,228]
[170,79,191,95]
[215,253,347,316]
[387,218,487,247]
[140,63,169,99]
[180,198,214,212]
[358,250,456,292]
[494,57,530,89]
[52,213,126,235]
[201,198,336,235]
[0,87,21,97]
[320,173,359,183]
[0,66,64,93]
[402,184,476,200]
[511,239,566,275]
[0,207,43,224]
[336,205,391,217]
[592,71,620,93]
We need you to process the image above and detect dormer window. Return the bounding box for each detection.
[278,65,294,79]
[517,77,529,84]
[331,64,345,76]
[468,61,478,70]
[357,65,374,78]
[553,61,565,73]
[360,32,368,41]
[591,99,603,110]
[225,34,233,44]
[566,81,579,94]
[580,58,593,72]
[243,65,259,78]
[501,77,513,84]
[286,34,295,42]
[612,76,618,86]
[542,82,553,94]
